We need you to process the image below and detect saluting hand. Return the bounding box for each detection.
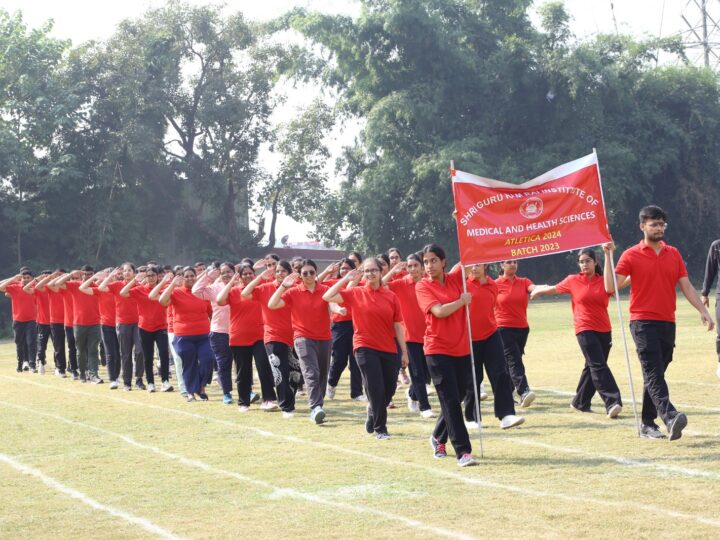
[345,268,362,283]
[282,273,298,288]
[207,268,220,281]
[171,276,184,287]
[260,267,274,280]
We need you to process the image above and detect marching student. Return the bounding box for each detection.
[157,268,213,402]
[42,270,68,376]
[241,261,299,417]
[24,270,52,374]
[607,205,714,440]
[163,265,187,397]
[462,263,525,429]
[48,272,79,379]
[99,263,146,391]
[81,268,121,387]
[268,259,332,424]
[495,260,537,408]
[323,258,408,439]
[700,238,720,379]
[384,254,434,418]
[122,265,172,393]
[323,258,365,402]
[415,244,477,467]
[54,267,103,383]
[217,264,278,411]
[531,249,623,418]
[192,263,233,403]
[0,270,37,372]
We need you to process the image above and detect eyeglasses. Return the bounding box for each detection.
[364,268,380,274]
[301,270,316,277]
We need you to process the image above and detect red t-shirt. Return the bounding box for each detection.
[555,273,612,334]
[467,276,498,341]
[65,281,100,326]
[615,240,688,322]
[107,281,139,324]
[34,287,50,325]
[60,288,74,328]
[129,284,167,332]
[96,289,116,326]
[48,289,65,325]
[5,283,36,322]
[415,271,469,357]
[388,275,425,343]
[251,282,293,346]
[226,286,264,346]
[340,284,403,353]
[495,275,533,328]
[324,278,353,323]
[281,283,332,341]
[390,270,409,281]
[169,287,210,336]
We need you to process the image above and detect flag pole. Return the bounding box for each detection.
[451,160,485,458]
[593,148,641,437]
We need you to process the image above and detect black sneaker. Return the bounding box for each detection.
[135,379,146,391]
[198,392,209,401]
[250,391,260,404]
[640,423,666,439]
[667,413,688,441]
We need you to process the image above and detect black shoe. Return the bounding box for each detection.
[640,423,666,439]
[667,413,688,441]
[365,408,374,434]
[250,391,260,404]
[198,392,209,401]
[135,379,146,391]
[71,370,80,381]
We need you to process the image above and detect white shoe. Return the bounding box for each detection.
[238,405,250,413]
[39,364,45,375]
[406,388,419,412]
[607,403,622,419]
[519,390,536,408]
[500,414,525,429]
[426,384,435,395]
[161,380,174,392]
[310,406,326,424]
[465,420,482,429]
[54,369,65,378]
[326,384,336,400]
[22,361,30,371]
[282,411,294,419]
[109,380,119,390]
[420,409,436,419]
[147,383,156,393]
[260,401,279,411]
[479,382,488,401]
[353,395,368,402]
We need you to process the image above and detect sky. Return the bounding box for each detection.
[1,0,711,244]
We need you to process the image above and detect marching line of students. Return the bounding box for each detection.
[2,205,717,463]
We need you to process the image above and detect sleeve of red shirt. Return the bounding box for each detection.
[338,288,355,309]
[280,288,294,307]
[524,277,534,290]
[415,281,439,314]
[555,276,573,294]
[391,294,403,323]
[129,287,147,300]
[615,251,631,276]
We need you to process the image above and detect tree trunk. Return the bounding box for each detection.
[267,190,280,248]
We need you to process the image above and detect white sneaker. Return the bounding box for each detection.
[260,401,279,411]
[406,388,419,412]
[282,411,295,419]
[238,405,250,413]
[310,406,326,424]
[54,369,65,378]
[39,364,45,375]
[519,390,536,408]
[326,384,336,400]
[465,420,481,429]
[607,403,622,419]
[109,380,119,390]
[147,383,156,393]
[353,395,368,402]
[420,409,436,419]
[22,361,30,371]
[479,382,488,401]
[500,414,525,429]
[161,380,174,392]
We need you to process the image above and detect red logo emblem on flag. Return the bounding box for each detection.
[520,197,543,219]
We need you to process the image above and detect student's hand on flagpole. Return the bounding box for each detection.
[602,242,615,253]
[459,292,472,306]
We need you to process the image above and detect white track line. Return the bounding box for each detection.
[4,376,720,529]
[0,400,473,540]
[0,453,182,540]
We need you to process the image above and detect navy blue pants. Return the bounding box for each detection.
[173,334,213,395]
[209,332,232,394]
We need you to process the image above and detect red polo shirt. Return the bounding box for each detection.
[48,289,65,325]
[107,281,139,325]
[226,286,264,346]
[339,284,403,353]
[281,282,332,341]
[615,240,688,322]
[324,278,353,323]
[556,273,612,333]
[65,281,100,326]
[251,282,293,346]
[169,287,210,336]
[60,288,74,328]
[388,275,425,343]
[129,284,167,332]
[5,283,36,322]
[495,275,533,328]
[415,271,469,357]
[467,276,498,341]
[96,289,116,326]
[34,287,50,325]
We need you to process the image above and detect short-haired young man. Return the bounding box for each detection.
[0,269,38,372]
[700,238,720,379]
[606,205,714,441]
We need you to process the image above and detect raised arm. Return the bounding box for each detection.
[98,267,122,292]
[33,272,57,292]
[158,275,182,307]
[268,273,298,309]
[216,273,241,306]
[79,272,106,296]
[241,268,274,299]
[602,242,629,292]
[192,268,219,301]
[429,293,471,318]
[317,262,340,283]
[529,284,559,300]
[0,274,21,293]
[119,272,144,297]
[679,276,715,331]
[323,269,360,303]
[382,262,406,284]
[149,273,172,301]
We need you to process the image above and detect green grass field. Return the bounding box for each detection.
[1,297,719,539]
